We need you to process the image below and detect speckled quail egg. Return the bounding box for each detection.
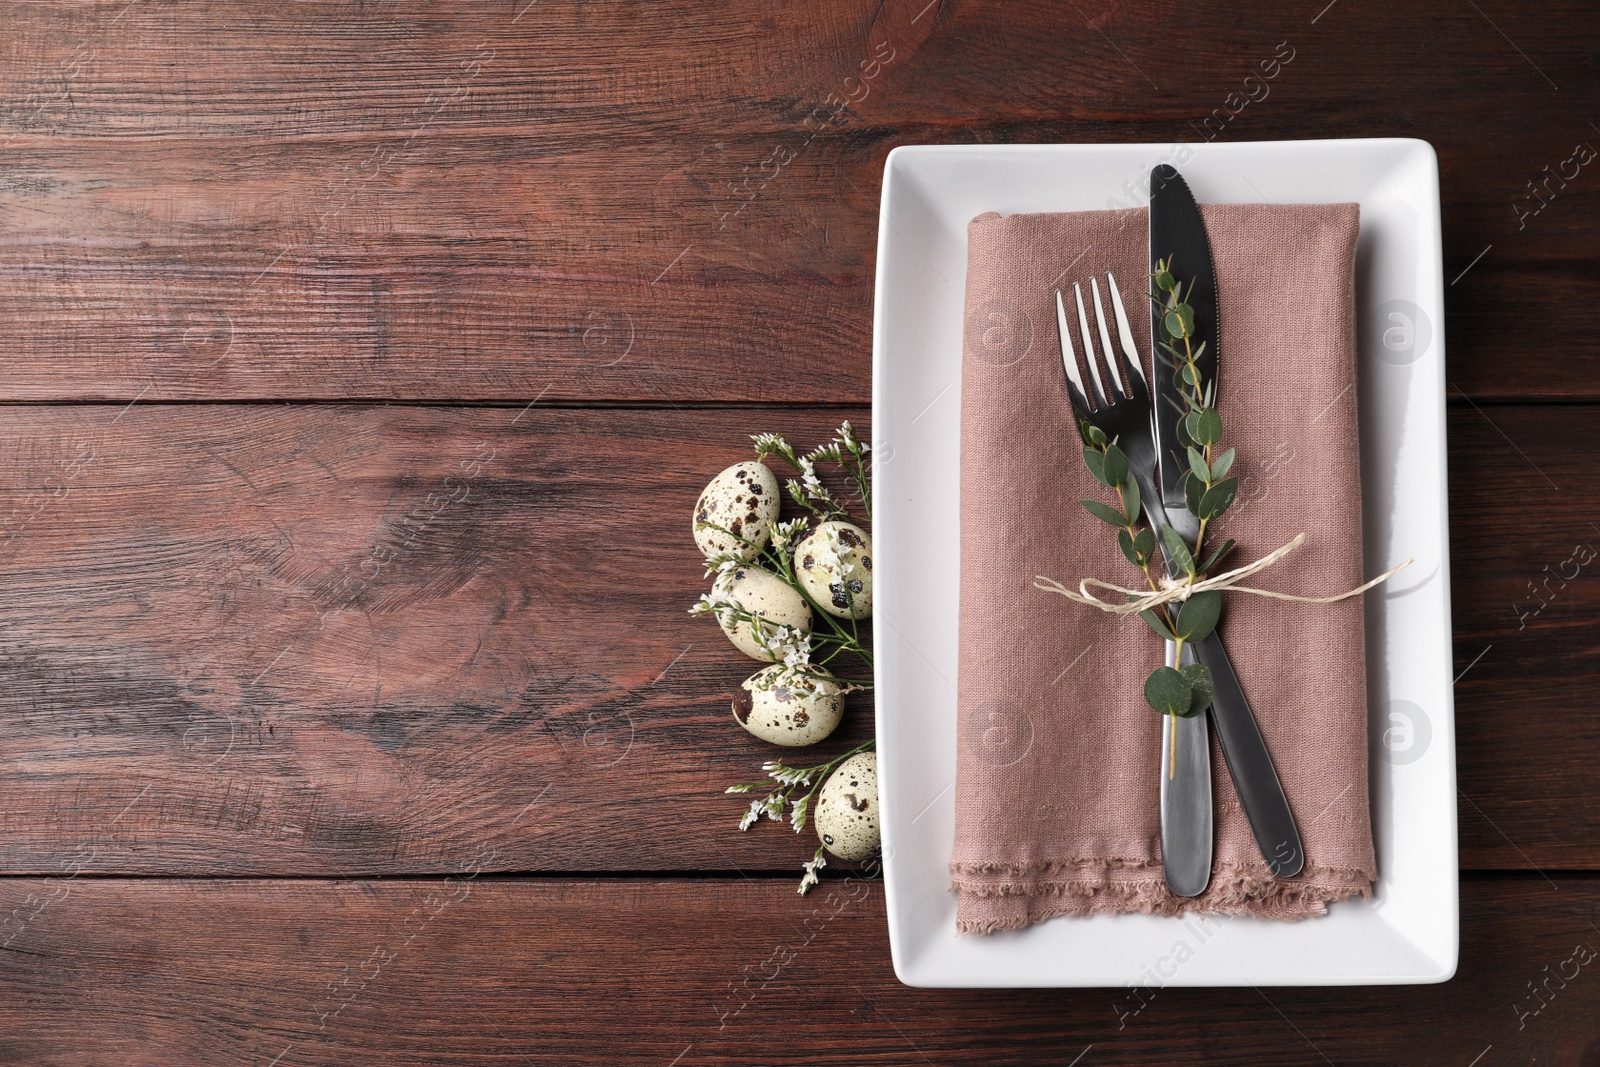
[733,666,843,747]
[694,461,779,562]
[814,751,879,861]
[794,521,873,619]
[711,565,812,661]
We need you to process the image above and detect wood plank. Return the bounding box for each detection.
[0,0,1594,400]
[0,874,1593,1064]
[0,404,876,875]
[0,402,1591,874]
[1447,403,1600,869]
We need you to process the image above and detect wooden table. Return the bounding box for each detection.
[0,1,1595,1062]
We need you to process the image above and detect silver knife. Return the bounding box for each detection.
[1149,164,1305,877]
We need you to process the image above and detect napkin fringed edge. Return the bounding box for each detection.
[949,859,1375,934]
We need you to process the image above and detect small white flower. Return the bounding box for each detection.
[770,518,808,553]
[805,440,845,467]
[817,525,855,581]
[798,847,827,894]
[701,552,743,579]
[752,620,811,671]
[740,798,764,831]
[763,761,813,788]
[799,458,825,497]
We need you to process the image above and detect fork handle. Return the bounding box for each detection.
[1159,640,1213,897]
[1191,634,1305,877]
[1134,471,1304,878]
[1133,473,1214,896]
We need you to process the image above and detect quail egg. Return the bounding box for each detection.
[814,751,879,860]
[794,521,873,619]
[694,461,779,562]
[733,666,843,746]
[710,565,812,661]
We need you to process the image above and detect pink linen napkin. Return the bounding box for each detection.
[950,203,1376,934]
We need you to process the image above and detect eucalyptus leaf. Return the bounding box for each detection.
[1144,666,1192,716]
[1133,528,1156,561]
[1163,309,1187,338]
[1085,423,1108,447]
[1168,303,1195,337]
[1196,477,1239,521]
[1121,475,1141,525]
[1117,527,1141,567]
[1102,443,1129,487]
[1187,447,1210,483]
[1199,538,1236,573]
[1173,590,1222,642]
[1082,446,1109,487]
[1210,447,1236,479]
[1139,608,1176,641]
[1154,268,1175,292]
[1082,499,1127,527]
[1194,409,1223,446]
[1179,662,1214,717]
[1160,524,1195,577]
[1183,471,1205,516]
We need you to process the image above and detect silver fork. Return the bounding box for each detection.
[1056,273,1213,898]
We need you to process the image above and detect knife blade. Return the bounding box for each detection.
[1148,164,1305,878]
[1148,164,1219,528]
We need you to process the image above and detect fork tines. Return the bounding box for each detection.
[1054,272,1147,413]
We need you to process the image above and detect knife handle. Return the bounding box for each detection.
[1160,640,1213,897]
[1191,635,1305,877]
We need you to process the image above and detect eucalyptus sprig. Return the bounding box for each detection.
[1074,258,1242,777]
[1078,426,1214,746]
[1151,258,1238,574]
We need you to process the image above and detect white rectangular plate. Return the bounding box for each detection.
[870,139,1456,987]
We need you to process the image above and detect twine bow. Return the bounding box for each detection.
[1033,532,1412,616]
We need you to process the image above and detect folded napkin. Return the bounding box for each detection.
[950,203,1376,934]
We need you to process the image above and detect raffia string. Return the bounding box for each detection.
[1033,532,1412,616]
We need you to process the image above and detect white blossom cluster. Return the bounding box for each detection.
[798,846,827,894]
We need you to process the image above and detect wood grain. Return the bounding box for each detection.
[0,874,1594,1065]
[1,0,1597,1058]
[0,403,1582,873]
[0,405,876,875]
[0,0,1593,400]
[1447,403,1600,869]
